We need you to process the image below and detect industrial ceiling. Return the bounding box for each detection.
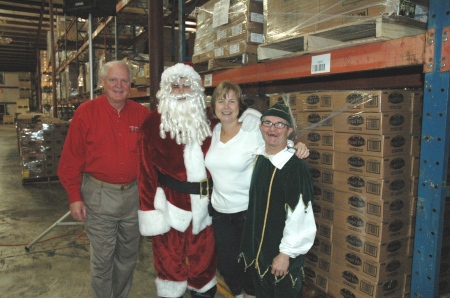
[0,0,205,73]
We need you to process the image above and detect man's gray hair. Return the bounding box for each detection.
[100,60,133,82]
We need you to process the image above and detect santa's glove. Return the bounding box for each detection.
[239,108,262,132]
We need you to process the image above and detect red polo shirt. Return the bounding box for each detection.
[58,95,150,204]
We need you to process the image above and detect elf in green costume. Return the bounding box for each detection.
[239,103,316,298]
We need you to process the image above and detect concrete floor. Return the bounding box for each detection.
[0,123,227,298]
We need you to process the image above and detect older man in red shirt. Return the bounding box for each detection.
[58,60,150,298]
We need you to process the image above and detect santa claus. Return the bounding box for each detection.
[138,63,258,298]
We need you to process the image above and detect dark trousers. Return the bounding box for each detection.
[212,210,253,296]
[247,266,304,298]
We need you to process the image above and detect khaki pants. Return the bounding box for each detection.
[81,176,140,298]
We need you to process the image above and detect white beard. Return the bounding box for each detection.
[158,92,211,145]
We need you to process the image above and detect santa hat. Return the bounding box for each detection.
[160,63,201,88]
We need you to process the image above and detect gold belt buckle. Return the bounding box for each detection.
[199,178,209,199]
[120,183,130,190]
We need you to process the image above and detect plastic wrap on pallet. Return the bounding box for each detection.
[193,0,264,65]
[18,119,70,180]
[263,0,428,44]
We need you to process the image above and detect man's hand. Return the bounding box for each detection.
[239,108,262,132]
[294,142,309,159]
[70,201,87,222]
[271,252,290,277]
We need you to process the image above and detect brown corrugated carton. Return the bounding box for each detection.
[334,190,412,221]
[306,148,334,170]
[310,235,334,258]
[333,208,413,243]
[296,111,334,131]
[306,250,332,277]
[304,264,330,293]
[332,227,410,262]
[333,172,411,200]
[313,199,334,223]
[298,130,334,150]
[332,247,412,282]
[333,152,411,179]
[309,166,334,187]
[327,265,406,297]
[333,112,412,135]
[332,90,413,112]
[313,181,336,204]
[289,91,334,111]
[334,132,412,157]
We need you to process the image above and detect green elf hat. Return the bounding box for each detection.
[261,103,292,126]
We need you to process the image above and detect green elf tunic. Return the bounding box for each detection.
[239,145,316,296]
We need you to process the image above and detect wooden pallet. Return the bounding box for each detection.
[258,16,427,61]
[195,51,258,73]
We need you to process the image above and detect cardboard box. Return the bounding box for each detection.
[410,135,421,157]
[290,91,334,111]
[296,111,334,131]
[306,250,332,275]
[334,132,412,157]
[306,149,334,170]
[332,247,412,282]
[297,130,334,150]
[304,265,330,293]
[327,268,406,298]
[332,90,414,112]
[333,112,412,135]
[411,114,422,136]
[333,172,411,201]
[333,208,412,242]
[3,115,14,124]
[313,182,336,204]
[411,90,423,115]
[309,166,334,187]
[317,220,334,241]
[313,199,334,223]
[268,93,301,112]
[264,0,319,43]
[332,227,410,262]
[334,190,412,221]
[334,152,411,179]
[310,235,334,257]
[411,156,420,177]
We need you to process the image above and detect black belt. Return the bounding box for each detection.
[158,172,213,199]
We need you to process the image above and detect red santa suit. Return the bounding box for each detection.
[138,108,218,297]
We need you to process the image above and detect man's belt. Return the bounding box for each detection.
[158,172,213,199]
[86,174,136,190]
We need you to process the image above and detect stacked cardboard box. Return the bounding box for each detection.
[269,89,422,297]
[18,118,69,181]
[193,0,264,70]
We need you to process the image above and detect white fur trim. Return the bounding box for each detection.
[184,142,207,181]
[138,209,170,236]
[187,275,217,293]
[190,194,212,235]
[154,187,192,232]
[160,63,201,88]
[156,277,187,297]
[184,143,211,234]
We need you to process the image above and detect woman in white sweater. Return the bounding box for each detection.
[204,81,309,298]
